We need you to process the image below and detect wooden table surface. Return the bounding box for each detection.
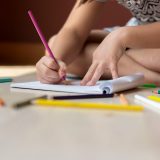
[0,66,160,160]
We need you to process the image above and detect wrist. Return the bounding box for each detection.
[111,27,132,49]
[53,27,82,64]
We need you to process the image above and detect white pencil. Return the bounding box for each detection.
[134,95,160,112]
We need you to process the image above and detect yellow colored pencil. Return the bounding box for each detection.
[33,99,144,112]
[119,94,129,105]
[148,95,160,102]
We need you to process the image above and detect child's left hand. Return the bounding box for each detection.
[81,27,128,86]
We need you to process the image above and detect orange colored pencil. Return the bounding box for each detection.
[119,94,129,105]
[0,98,5,107]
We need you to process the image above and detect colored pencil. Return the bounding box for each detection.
[28,10,58,63]
[135,95,160,109]
[119,94,129,105]
[50,93,114,100]
[33,99,144,112]
[13,95,47,109]
[140,84,157,88]
[0,78,12,83]
[28,10,65,80]
[0,98,5,107]
[148,95,160,102]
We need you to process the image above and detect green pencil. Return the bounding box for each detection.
[140,84,157,88]
[0,78,13,83]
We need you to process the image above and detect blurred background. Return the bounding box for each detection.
[0,0,131,65]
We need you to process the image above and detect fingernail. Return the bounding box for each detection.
[87,81,96,86]
[80,80,86,86]
[80,82,83,86]
[86,82,93,86]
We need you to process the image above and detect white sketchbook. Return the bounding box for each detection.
[11,73,144,94]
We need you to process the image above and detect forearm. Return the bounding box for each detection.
[126,48,160,73]
[50,1,104,65]
[50,28,84,64]
[123,22,160,49]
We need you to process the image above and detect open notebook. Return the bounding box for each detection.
[11,73,144,94]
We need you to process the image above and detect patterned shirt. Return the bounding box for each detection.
[97,0,160,24]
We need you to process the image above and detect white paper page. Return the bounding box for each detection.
[11,73,144,94]
[11,81,103,94]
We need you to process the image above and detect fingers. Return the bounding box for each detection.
[86,63,105,86]
[37,63,60,83]
[110,61,118,79]
[37,74,57,84]
[36,56,61,84]
[58,60,67,78]
[42,56,59,71]
[81,61,119,86]
[81,62,98,85]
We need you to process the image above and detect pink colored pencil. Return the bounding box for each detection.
[28,10,58,64]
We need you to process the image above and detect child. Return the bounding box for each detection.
[36,0,160,85]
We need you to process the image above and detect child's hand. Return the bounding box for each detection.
[81,27,127,86]
[36,56,67,84]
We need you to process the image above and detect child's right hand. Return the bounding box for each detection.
[36,56,67,84]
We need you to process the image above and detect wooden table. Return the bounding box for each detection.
[0,66,160,160]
